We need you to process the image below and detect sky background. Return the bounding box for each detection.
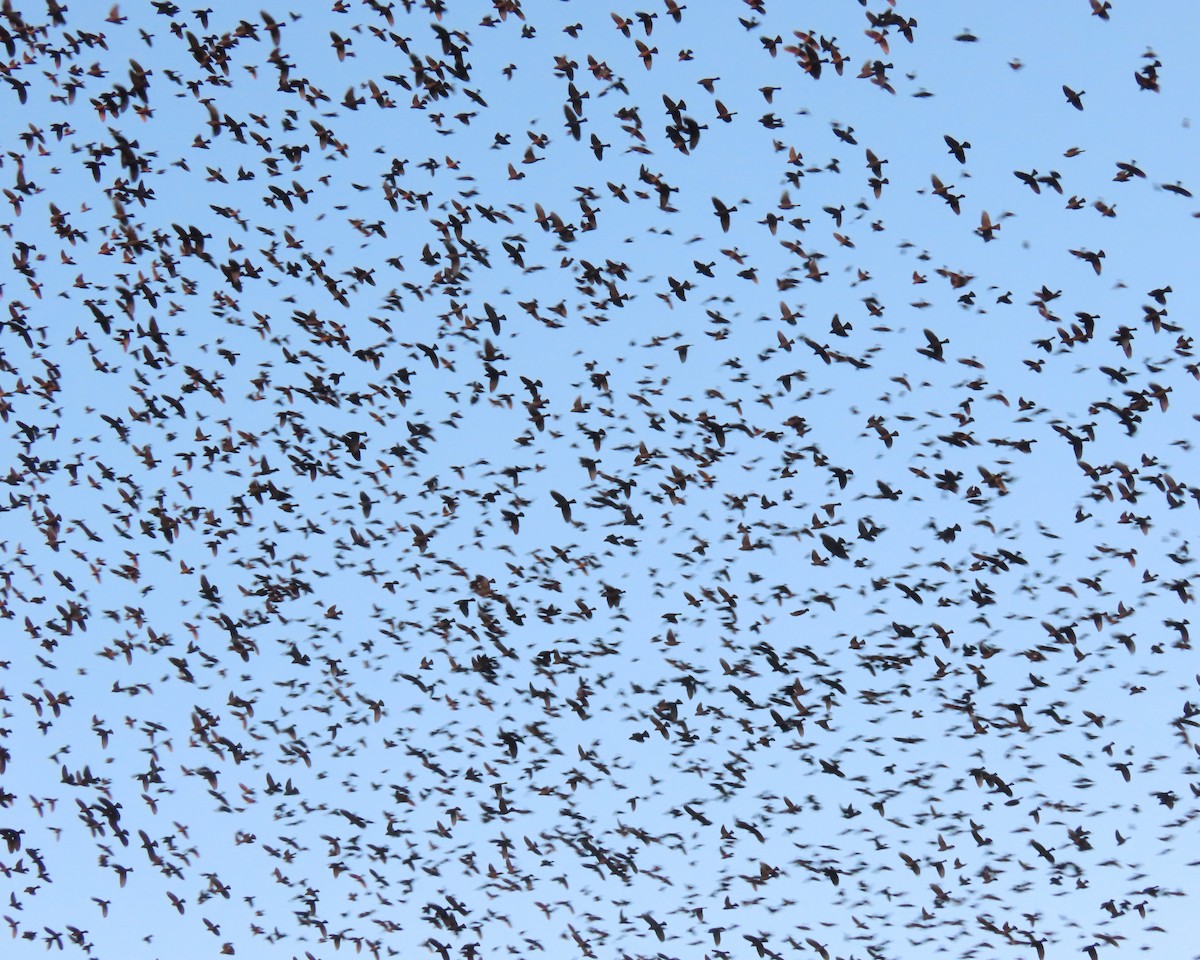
[2,1,1200,958]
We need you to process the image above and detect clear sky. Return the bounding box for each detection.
[2,1,1200,958]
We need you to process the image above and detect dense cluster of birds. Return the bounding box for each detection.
[2,0,1200,958]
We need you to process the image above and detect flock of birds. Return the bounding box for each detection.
[2,0,1200,958]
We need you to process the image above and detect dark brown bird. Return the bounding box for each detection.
[944,134,970,163]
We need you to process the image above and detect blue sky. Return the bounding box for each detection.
[2,1,1200,958]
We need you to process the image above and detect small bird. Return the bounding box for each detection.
[1069,248,1106,274]
[712,196,738,232]
[918,328,949,361]
[1063,84,1085,109]
[944,134,971,163]
[976,210,1000,241]
[549,490,576,522]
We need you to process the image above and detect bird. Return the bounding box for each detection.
[976,210,1000,241]
[1069,248,1106,274]
[944,134,971,164]
[711,196,738,232]
[917,328,949,361]
[549,490,576,523]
